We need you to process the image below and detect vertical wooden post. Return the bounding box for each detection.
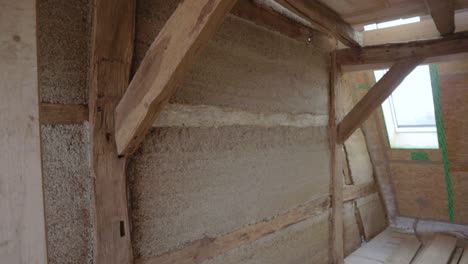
[0,0,48,263]
[89,0,135,263]
[329,50,344,264]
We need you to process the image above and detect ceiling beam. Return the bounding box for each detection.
[274,0,361,47]
[89,0,135,262]
[425,0,455,36]
[114,0,238,156]
[337,31,468,71]
[337,57,424,143]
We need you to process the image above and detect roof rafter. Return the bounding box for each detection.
[425,0,455,36]
[274,0,361,47]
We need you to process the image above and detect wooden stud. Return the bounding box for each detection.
[337,31,468,71]
[329,51,344,264]
[114,0,238,156]
[89,0,135,262]
[0,0,48,262]
[337,57,424,143]
[425,0,455,36]
[275,0,361,48]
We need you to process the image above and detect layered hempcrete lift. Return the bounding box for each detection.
[3,0,468,263]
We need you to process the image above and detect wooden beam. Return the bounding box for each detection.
[89,0,135,262]
[136,196,329,264]
[40,104,88,125]
[343,182,377,202]
[329,51,345,263]
[1,0,48,262]
[114,0,237,156]
[337,31,468,71]
[274,0,361,47]
[425,0,455,36]
[230,0,314,42]
[337,57,423,143]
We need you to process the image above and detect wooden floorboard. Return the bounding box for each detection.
[413,235,457,264]
[384,236,421,264]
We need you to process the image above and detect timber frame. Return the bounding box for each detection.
[12,0,468,262]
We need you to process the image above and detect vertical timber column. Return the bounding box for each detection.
[0,0,48,263]
[329,50,344,264]
[89,0,135,263]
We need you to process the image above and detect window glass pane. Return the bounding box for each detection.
[374,65,436,127]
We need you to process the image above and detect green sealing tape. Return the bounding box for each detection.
[353,84,371,90]
[411,152,430,161]
[430,64,454,222]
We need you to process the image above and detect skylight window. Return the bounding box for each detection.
[374,65,439,149]
[364,16,421,31]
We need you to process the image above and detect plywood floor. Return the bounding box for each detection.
[345,228,468,264]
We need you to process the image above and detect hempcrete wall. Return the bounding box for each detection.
[37,0,93,263]
[129,1,333,262]
[35,0,386,263]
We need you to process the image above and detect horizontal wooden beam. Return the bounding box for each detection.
[343,182,378,202]
[337,57,423,143]
[40,104,88,125]
[274,0,361,47]
[337,31,468,71]
[136,196,329,264]
[114,0,237,156]
[425,0,455,36]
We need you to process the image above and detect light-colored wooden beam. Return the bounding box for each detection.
[337,31,468,71]
[274,0,361,47]
[1,0,48,262]
[89,0,135,262]
[343,183,377,202]
[425,0,455,36]
[136,196,329,264]
[337,57,423,144]
[329,51,345,263]
[114,0,238,156]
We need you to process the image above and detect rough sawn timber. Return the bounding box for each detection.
[337,57,424,143]
[89,0,135,262]
[114,0,238,156]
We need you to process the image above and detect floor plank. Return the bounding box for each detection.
[384,236,421,264]
[458,245,468,264]
[413,235,457,264]
[450,247,463,264]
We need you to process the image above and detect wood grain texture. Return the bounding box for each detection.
[0,0,48,262]
[89,0,135,262]
[135,197,329,264]
[40,104,88,125]
[338,31,468,71]
[413,234,457,264]
[275,0,361,47]
[384,236,421,264]
[337,57,423,143]
[329,51,345,263]
[231,0,315,42]
[425,0,455,36]
[115,0,238,156]
[344,183,378,202]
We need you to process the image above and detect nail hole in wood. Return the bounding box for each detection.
[120,221,125,237]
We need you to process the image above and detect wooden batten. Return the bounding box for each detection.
[89,0,135,262]
[337,57,424,143]
[338,31,468,71]
[114,0,238,156]
[425,0,455,36]
[274,0,361,47]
